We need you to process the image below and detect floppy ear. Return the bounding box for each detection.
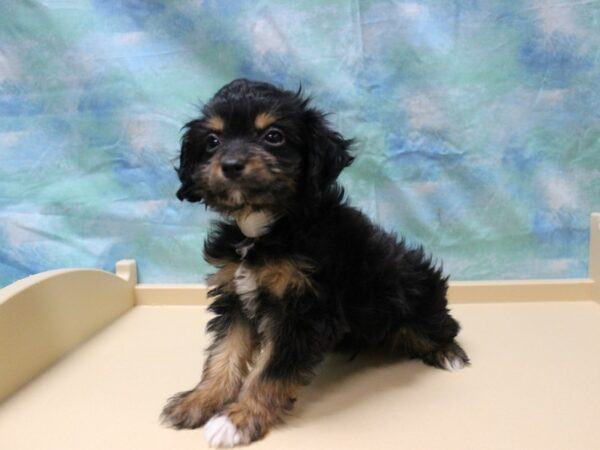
[303,108,354,197]
[175,120,204,202]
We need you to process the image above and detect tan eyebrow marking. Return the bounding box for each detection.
[206,115,225,132]
[254,112,277,130]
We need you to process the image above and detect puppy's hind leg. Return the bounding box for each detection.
[393,314,469,371]
[420,338,469,371]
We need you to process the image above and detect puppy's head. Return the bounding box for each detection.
[176,79,353,214]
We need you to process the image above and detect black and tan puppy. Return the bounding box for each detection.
[161,79,469,447]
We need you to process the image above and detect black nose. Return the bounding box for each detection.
[221,158,245,179]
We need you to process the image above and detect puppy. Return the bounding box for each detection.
[161,79,469,447]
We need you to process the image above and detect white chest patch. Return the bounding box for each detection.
[235,210,279,238]
[234,263,259,318]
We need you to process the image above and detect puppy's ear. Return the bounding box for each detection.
[175,120,204,202]
[304,108,354,197]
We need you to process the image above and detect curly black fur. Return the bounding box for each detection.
[163,79,469,444]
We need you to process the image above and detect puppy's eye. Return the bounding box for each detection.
[206,134,220,151]
[263,129,284,146]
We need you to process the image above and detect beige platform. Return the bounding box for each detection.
[0,301,599,450]
[0,213,599,450]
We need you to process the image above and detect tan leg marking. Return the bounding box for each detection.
[222,341,300,444]
[202,322,256,394]
[161,320,256,429]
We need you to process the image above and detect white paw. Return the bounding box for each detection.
[204,415,241,448]
[442,355,466,372]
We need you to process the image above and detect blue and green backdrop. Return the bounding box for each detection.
[1,0,599,287]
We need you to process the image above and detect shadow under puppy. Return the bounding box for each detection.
[161,79,469,447]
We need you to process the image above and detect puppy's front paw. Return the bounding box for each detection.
[160,388,222,429]
[204,399,279,447]
[204,415,242,448]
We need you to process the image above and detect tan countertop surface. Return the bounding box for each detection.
[1,301,599,450]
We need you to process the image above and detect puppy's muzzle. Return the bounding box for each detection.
[221,157,246,179]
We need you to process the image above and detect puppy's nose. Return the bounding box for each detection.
[221,158,246,179]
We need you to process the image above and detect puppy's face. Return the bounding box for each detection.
[176,79,353,214]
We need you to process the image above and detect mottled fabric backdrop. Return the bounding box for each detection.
[1,0,599,287]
